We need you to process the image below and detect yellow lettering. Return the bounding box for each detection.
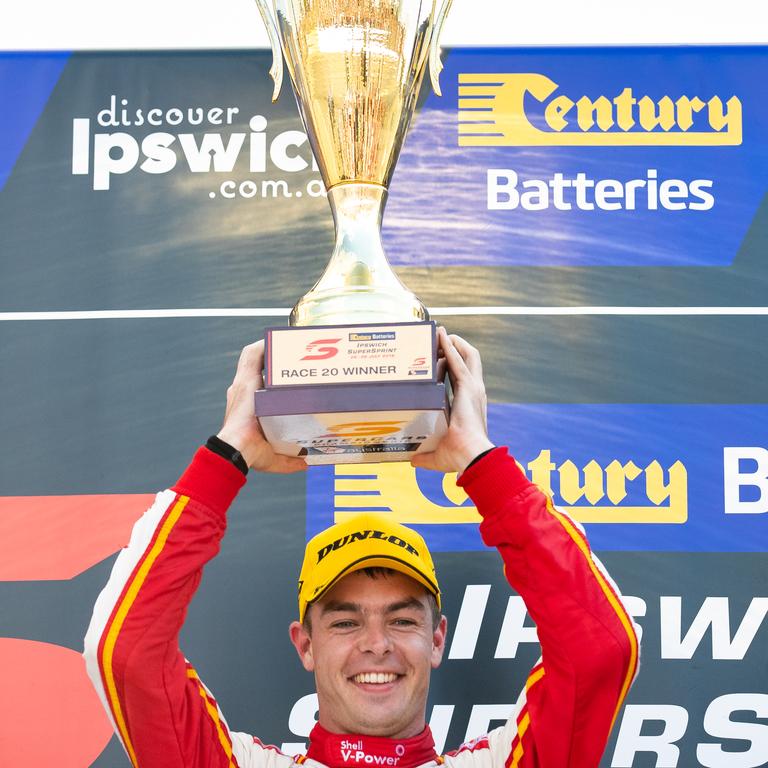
[605,459,642,504]
[459,74,742,147]
[675,95,706,131]
[528,449,556,495]
[708,95,743,143]
[544,95,574,131]
[638,95,676,131]
[645,459,688,522]
[576,95,614,131]
[613,87,637,131]
[559,459,604,505]
[331,455,689,527]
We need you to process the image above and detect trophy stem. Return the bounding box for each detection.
[289,182,428,327]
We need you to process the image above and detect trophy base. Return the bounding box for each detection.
[255,321,448,465]
[254,381,448,466]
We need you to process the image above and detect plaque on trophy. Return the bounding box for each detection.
[253,0,453,465]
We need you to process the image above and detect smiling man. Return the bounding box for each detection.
[84,330,639,768]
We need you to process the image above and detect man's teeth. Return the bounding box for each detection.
[353,672,398,684]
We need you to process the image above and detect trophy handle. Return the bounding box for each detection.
[428,0,453,97]
[254,0,284,102]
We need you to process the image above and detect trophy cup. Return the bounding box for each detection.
[253,0,453,465]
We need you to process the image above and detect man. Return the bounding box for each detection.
[84,329,639,768]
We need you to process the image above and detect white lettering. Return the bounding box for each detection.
[486,168,716,211]
[660,596,768,660]
[281,692,318,754]
[448,584,491,659]
[177,133,245,173]
[698,694,768,768]
[428,705,454,754]
[611,704,689,767]
[724,447,768,514]
[71,118,90,175]
[270,129,310,172]
[487,169,519,210]
[494,596,540,658]
[464,704,516,743]
[140,133,177,175]
[92,132,139,191]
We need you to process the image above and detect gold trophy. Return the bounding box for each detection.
[253,0,453,464]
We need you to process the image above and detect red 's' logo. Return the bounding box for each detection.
[301,338,341,361]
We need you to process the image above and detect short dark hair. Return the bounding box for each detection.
[303,567,441,633]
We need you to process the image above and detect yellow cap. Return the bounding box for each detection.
[298,513,440,622]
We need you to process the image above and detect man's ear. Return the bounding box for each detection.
[431,615,448,669]
[289,620,315,672]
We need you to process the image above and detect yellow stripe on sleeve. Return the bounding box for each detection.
[505,669,544,768]
[101,495,190,768]
[189,667,236,768]
[508,711,531,768]
[544,499,639,729]
[525,666,545,690]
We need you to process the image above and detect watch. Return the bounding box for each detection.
[205,435,249,476]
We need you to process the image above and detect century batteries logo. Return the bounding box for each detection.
[460,74,742,212]
[327,450,687,527]
[71,94,325,198]
[349,332,397,342]
[458,74,742,146]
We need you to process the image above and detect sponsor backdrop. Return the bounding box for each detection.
[1,47,767,768]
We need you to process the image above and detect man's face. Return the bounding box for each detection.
[289,570,447,739]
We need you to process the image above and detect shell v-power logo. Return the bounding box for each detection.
[458,74,742,146]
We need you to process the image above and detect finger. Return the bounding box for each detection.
[237,340,265,373]
[410,451,437,470]
[448,333,483,380]
[236,340,266,388]
[439,329,470,382]
[437,328,456,389]
[437,329,460,390]
[436,326,446,359]
[271,454,308,473]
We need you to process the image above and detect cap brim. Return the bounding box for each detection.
[308,554,440,614]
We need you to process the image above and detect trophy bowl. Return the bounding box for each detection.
[255,0,452,326]
[253,0,454,464]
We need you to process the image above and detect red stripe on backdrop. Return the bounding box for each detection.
[0,494,154,581]
[0,638,113,768]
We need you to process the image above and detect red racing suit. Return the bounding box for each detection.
[84,446,639,768]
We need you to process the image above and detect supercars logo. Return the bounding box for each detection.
[458,73,742,146]
[301,338,341,361]
[320,421,405,439]
[408,356,430,376]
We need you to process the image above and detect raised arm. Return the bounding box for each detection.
[457,448,638,768]
[413,330,639,768]
[83,341,305,768]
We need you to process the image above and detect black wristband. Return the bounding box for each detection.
[206,435,249,476]
[465,446,496,471]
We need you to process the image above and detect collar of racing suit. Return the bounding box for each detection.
[305,723,438,768]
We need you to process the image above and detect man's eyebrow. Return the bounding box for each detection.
[320,600,361,615]
[319,598,426,615]
[386,598,426,614]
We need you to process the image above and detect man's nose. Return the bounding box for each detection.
[357,621,393,655]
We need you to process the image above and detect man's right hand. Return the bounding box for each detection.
[216,340,307,474]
